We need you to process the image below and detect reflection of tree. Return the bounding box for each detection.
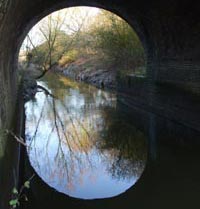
[97,108,147,180]
[25,73,147,195]
[40,71,116,108]
[26,84,99,191]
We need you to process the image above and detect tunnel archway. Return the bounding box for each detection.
[17,5,148,200]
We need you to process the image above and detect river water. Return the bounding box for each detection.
[25,72,147,200]
[23,72,200,209]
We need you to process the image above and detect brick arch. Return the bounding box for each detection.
[1,1,200,208]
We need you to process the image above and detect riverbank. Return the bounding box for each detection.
[51,57,116,91]
[18,57,117,98]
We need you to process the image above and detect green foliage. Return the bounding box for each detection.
[9,199,20,208]
[12,187,18,194]
[24,181,30,189]
[91,11,145,75]
[59,49,78,66]
[9,174,34,209]
[9,188,20,209]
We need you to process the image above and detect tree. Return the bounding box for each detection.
[19,7,145,80]
[21,8,90,79]
[88,10,145,75]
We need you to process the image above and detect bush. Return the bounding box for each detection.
[58,50,78,67]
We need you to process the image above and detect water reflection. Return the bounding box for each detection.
[25,72,147,199]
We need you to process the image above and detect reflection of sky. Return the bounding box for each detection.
[25,77,140,199]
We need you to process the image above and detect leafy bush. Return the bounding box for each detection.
[58,50,78,67]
